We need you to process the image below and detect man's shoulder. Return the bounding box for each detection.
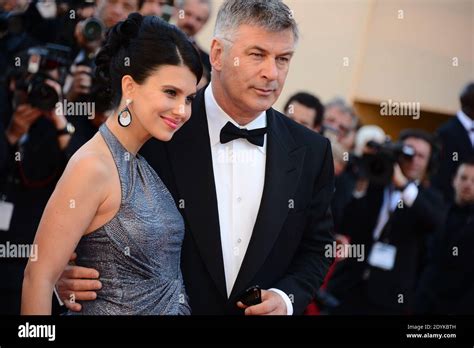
[271,108,328,149]
[437,115,461,137]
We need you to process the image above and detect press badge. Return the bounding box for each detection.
[368,242,397,271]
[0,200,14,231]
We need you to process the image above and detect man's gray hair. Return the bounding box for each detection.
[214,0,299,42]
[325,97,359,129]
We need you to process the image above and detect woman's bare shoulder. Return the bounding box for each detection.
[62,133,114,186]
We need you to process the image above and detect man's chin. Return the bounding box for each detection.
[248,96,277,112]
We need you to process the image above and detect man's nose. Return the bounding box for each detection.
[261,58,278,81]
[114,3,128,19]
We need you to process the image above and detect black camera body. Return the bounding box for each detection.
[353,140,415,186]
[14,44,71,111]
[75,52,111,114]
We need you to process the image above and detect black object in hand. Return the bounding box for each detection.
[238,285,262,306]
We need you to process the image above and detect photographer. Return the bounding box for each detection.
[0,44,73,314]
[325,129,446,314]
[61,0,143,157]
[415,158,474,314]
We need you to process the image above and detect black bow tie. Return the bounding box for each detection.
[220,121,267,147]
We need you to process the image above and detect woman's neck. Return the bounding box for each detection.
[104,112,151,156]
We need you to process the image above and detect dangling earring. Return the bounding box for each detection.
[118,99,132,127]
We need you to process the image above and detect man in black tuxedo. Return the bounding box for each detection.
[326,130,445,314]
[415,158,474,314]
[432,82,474,202]
[56,0,335,315]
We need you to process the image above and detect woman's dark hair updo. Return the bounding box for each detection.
[95,12,204,110]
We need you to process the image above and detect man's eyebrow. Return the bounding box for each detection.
[246,45,295,56]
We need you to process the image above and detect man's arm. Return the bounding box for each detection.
[274,138,336,314]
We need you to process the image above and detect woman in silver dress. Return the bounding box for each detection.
[21,13,202,315]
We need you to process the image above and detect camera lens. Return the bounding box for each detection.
[28,79,59,110]
[82,18,104,42]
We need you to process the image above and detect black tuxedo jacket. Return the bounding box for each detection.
[140,87,335,314]
[326,184,445,311]
[415,204,474,314]
[433,116,474,202]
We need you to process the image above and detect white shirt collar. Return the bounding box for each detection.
[204,83,267,154]
[457,110,474,133]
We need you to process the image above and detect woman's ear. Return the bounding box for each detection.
[121,75,136,101]
[210,38,225,72]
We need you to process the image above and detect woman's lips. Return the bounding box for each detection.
[160,115,179,130]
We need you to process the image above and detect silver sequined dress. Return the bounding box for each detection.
[69,123,190,315]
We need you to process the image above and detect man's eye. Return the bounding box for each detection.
[277,57,289,63]
[251,53,264,58]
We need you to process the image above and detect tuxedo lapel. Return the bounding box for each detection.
[452,117,473,152]
[229,109,306,300]
[166,88,227,299]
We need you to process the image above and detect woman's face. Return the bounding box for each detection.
[127,65,198,142]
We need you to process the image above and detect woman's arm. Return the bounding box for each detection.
[21,152,109,314]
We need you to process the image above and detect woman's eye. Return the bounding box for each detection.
[185,96,195,105]
[164,89,177,97]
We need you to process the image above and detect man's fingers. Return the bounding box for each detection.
[18,107,42,120]
[236,301,247,309]
[244,300,275,315]
[73,65,92,74]
[62,278,102,291]
[63,265,100,279]
[64,301,82,312]
[63,290,97,302]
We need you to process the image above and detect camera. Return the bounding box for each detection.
[352,140,415,186]
[13,44,71,111]
[82,17,105,42]
[75,52,112,114]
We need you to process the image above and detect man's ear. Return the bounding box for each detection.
[210,38,224,72]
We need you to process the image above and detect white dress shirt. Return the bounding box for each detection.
[204,84,293,314]
[457,110,474,147]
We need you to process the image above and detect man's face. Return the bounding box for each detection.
[399,137,431,181]
[140,0,166,16]
[177,0,210,37]
[285,101,316,129]
[323,106,356,149]
[97,0,138,28]
[453,164,474,205]
[212,24,295,119]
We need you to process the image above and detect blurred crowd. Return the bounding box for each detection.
[284,86,474,315]
[0,0,473,315]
